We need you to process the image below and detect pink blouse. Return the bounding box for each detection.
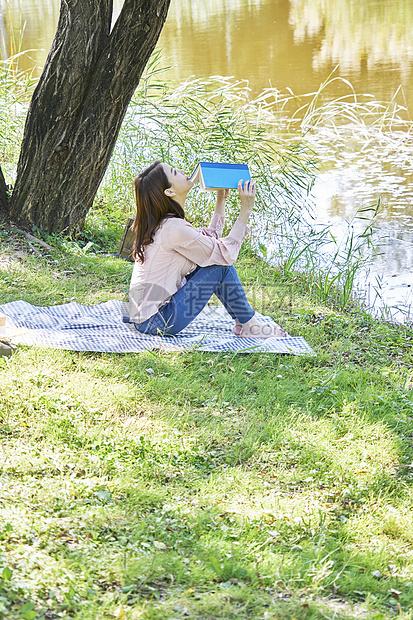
[129,212,249,323]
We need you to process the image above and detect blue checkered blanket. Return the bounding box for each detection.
[0,299,314,355]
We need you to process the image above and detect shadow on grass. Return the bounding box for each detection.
[1,243,413,617]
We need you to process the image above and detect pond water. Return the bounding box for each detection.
[1,0,413,320]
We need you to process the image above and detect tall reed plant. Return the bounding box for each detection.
[101,57,393,312]
[0,2,36,188]
[0,63,33,189]
[100,53,318,234]
[0,0,29,77]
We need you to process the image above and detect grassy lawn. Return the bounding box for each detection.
[1,224,413,620]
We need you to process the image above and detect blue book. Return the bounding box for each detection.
[190,162,251,191]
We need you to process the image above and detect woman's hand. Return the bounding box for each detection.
[237,179,256,225]
[215,189,229,215]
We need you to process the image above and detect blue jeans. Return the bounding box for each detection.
[135,264,255,336]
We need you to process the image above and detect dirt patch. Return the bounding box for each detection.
[0,253,23,271]
[0,222,52,268]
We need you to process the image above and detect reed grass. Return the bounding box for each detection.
[0,4,35,189]
[97,57,391,316]
[100,54,318,230]
[0,1,33,78]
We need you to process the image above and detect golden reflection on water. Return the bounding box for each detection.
[2,0,413,104]
[158,0,413,107]
[0,0,59,70]
[289,0,413,74]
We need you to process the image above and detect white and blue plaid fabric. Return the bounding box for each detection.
[0,299,314,355]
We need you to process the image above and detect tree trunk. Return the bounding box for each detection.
[0,165,8,217]
[8,0,171,234]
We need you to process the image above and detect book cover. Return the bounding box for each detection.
[190,162,251,191]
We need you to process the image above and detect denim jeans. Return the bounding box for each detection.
[135,264,255,336]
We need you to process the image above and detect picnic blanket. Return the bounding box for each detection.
[0,299,314,355]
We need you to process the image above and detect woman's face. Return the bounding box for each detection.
[162,163,194,196]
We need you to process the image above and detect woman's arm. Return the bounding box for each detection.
[168,180,255,266]
[203,189,230,238]
[237,180,256,225]
[214,189,230,217]
[165,215,249,268]
[212,181,255,224]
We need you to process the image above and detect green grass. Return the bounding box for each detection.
[1,225,413,620]
[2,48,413,620]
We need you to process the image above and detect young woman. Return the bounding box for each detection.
[129,160,287,338]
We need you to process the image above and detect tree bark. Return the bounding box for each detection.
[8,0,171,234]
[0,164,9,217]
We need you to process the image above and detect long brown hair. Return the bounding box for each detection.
[132,161,185,262]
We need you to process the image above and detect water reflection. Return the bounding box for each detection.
[4,0,413,106]
[158,0,413,108]
[290,0,413,75]
[0,0,59,71]
[311,125,413,223]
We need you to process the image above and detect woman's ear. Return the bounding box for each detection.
[164,187,176,197]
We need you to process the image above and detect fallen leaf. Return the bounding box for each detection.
[115,605,126,620]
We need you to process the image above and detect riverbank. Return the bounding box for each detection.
[1,220,413,620]
[3,57,413,323]
[2,59,413,618]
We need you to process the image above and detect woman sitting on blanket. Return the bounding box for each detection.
[129,160,287,338]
